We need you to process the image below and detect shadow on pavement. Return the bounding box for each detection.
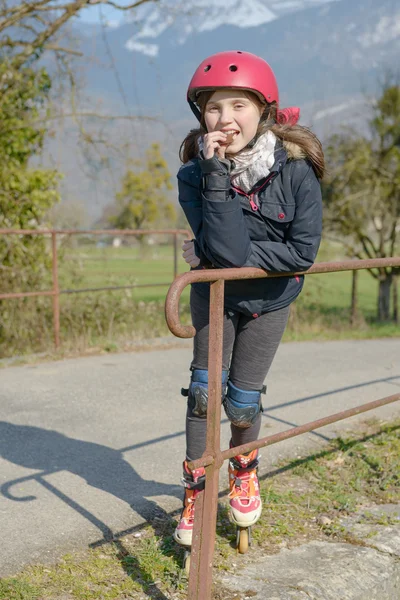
[0,421,182,599]
[1,374,398,592]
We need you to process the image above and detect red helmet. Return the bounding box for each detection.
[187,51,279,121]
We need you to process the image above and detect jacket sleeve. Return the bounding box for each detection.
[178,157,251,268]
[245,166,323,272]
[178,178,244,268]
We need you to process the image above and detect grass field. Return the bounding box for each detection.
[59,240,391,318]
[59,243,191,303]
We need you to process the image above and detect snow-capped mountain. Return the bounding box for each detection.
[125,0,277,56]
[120,0,340,57]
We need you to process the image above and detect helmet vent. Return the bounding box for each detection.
[229,65,238,71]
[237,51,243,54]
[204,65,211,72]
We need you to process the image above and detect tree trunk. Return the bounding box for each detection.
[350,270,358,325]
[288,301,298,331]
[377,273,393,322]
[393,275,398,324]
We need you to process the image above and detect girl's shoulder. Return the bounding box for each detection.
[177,157,201,187]
[281,142,320,193]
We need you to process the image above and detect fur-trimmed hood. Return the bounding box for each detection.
[283,140,307,161]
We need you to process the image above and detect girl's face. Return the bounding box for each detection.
[204,89,264,154]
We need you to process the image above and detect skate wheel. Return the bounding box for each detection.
[183,550,191,575]
[237,527,249,554]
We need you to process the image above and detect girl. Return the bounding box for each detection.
[174,51,324,549]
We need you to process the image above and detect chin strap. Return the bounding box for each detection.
[189,99,202,122]
[277,107,300,125]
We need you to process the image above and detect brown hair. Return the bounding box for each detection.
[179,90,325,179]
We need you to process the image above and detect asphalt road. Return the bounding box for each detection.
[0,338,399,576]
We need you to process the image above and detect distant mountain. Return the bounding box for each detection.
[118,0,338,57]
[73,0,399,116]
[44,0,400,222]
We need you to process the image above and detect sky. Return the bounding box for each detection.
[78,1,135,25]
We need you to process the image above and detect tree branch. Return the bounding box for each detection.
[51,112,160,121]
[90,0,156,10]
[360,232,378,258]
[45,44,84,56]
[2,0,156,72]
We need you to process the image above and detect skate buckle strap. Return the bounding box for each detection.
[181,463,206,490]
[181,477,205,490]
[231,454,259,472]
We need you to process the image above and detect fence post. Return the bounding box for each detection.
[51,231,60,349]
[173,233,178,279]
[188,278,225,600]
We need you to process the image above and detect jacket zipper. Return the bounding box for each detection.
[231,172,276,212]
[249,195,258,211]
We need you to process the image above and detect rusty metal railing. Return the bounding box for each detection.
[164,257,400,600]
[0,228,190,348]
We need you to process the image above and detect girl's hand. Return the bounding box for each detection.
[182,239,200,268]
[203,131,228,160]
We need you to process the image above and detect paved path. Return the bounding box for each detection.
[0,338,399,575]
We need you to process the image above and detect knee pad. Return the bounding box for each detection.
[223,381,265,428]
[181,369,229,418]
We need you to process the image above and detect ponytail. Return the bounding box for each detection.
[179,127,204,164]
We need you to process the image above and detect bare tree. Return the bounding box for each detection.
[0,0,166,212]
[0,0,154,67]
[323,79,400,321]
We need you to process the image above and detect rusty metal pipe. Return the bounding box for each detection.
[188,391,400,471]
[60,283,173,294]
[165,257,400,339]
[0,291,55,300]
[163,256,400,600]
[0,282,177,301]
[188,279,225,600]
[51,232,60,349]
[0,228,191,236]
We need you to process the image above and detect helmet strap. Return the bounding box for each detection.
[189,100,202,123]
[263,118,275,128]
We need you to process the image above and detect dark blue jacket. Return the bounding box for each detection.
[177,141,323,317]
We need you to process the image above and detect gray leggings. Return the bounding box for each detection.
[186,286,290,461]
